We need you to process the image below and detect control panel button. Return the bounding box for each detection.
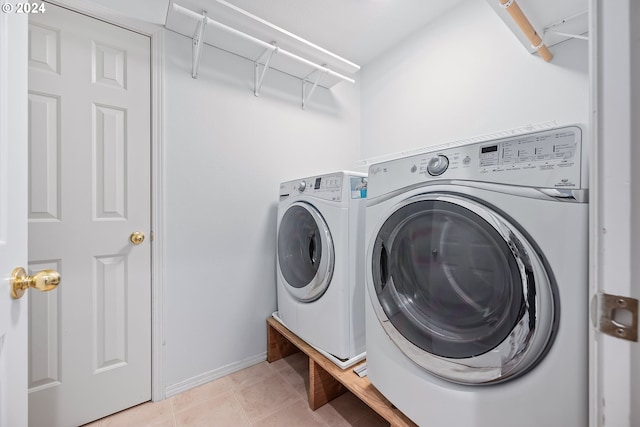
[427,155,449,176]
[298,180,307,192]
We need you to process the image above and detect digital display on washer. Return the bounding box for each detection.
[314,178,322,190]
[481,145,498,154]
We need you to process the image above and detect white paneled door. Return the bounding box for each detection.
[28,3,151,426]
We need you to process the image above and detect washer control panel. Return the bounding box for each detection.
[367,126,585,198]
[477,131,575,169]
[426,155,449,176]
[280,173,346,202]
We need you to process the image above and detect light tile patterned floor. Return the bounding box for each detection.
[84,353,389,427]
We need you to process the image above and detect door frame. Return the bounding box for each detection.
[38,0,166,402]
[589,0,640,425]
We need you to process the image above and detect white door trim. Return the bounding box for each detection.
[43,0,166,402]
[589,0,640,425]
[588,1,599,425]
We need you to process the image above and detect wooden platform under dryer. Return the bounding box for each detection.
[266,317,417,427]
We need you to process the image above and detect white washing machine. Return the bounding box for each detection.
[276,171,368,364]
[364,126,588,426]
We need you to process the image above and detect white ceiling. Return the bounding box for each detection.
[86,0,587,68]
[87,0,466,66]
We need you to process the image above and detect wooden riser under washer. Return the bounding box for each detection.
[266,317,417,427]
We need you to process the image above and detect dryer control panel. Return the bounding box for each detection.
[367,126,585,198]
[282,174,343,201]
[279,172,367,202]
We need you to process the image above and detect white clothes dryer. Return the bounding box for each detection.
[364,126,588,426]
[276,171,368,364]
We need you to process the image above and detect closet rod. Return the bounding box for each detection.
[499,0,553,62]
[173,3,355,84]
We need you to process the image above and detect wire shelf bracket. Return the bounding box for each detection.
[171,2,358,110]
[302,68,326,110]
[543,10,589,42]
[254,44,277,97]
[191,11,208,78]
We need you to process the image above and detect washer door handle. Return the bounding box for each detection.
[308,232,317,266]
[380,243,389,289]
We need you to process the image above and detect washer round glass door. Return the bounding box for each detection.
[369,193,558,385]
[278,202,334,302]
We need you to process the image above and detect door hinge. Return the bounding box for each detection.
[591,292,638,342]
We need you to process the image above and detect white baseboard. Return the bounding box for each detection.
[164,352,267,398]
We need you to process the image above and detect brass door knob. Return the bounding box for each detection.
[11,267,60,299]
[130,231,145,245]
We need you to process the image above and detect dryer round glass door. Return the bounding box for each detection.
[368,193,558,385]
[278,202,334,302]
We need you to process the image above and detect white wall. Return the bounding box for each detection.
[360,0,589,160]
[162,29,361,391]
[162,0,589,393]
